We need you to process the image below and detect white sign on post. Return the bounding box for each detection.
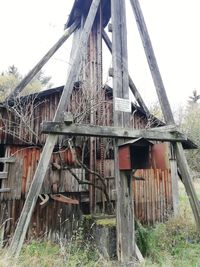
[115,97,131,113]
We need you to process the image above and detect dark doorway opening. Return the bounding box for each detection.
[0,145,6,188]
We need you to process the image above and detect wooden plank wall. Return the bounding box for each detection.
[0,88,174,225]
[0,199,82,243]
[0,88,87,146]
[0,146,88,200]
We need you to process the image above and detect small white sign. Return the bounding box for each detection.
[115,97,131,113]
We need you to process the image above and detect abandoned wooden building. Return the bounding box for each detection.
[2,0,200,264]
[0,84,196,242]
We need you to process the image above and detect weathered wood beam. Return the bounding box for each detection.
[129,0,174,124]
[0,157,15,163]
[0,172,8,179]
[7,20,80,100]
[0,188,10,193]
[7,0,101,258]
[111,0,135,263]
[102,29,150,116]
[41,122,186,142]
[130,0,200,229]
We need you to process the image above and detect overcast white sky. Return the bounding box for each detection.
[0,0,200,110]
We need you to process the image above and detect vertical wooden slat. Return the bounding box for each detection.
[111,0,135,262]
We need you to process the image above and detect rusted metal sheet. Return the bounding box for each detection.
[0,146,87,201]
[118,146,131,170]
[133,169,173,225]
[152,143,170,170]
[50,194,79,205]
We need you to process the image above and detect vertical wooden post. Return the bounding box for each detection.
[7,0,101,258]
[102,29,150,116]
[169,144,179,215]
[111,0,135,263]
[87,6,103,213]
[130,0,200,229]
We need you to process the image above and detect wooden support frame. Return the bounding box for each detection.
[111,0,135,263]
[41,122,186,142]
[130,0,200,229]
[7,0,101,258]
[5,0,200,264]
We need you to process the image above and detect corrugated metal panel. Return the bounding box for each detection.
[133,169,173,225]
[0,146,87,200]
[152,143,170,170]
[0,199,82,243]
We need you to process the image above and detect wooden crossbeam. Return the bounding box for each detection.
[7,0,101,258]
[130,0,200,230]
[41,122,186,142]
[0,188,10,193]
[0,157,15,163]
[0,172,8,179]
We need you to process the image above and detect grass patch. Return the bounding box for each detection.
[137,180,200,267]
[0,238,110,267]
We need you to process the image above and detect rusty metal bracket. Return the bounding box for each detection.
[50,194,79,205]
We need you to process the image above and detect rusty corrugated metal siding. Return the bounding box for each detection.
[133,169,172,225]
[0,146,87,201]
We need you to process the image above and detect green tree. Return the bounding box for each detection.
[180,94,200,176]
[188,89,200,103]
[0,66,53,101]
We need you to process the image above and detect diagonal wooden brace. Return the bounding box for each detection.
[130,0,200,230]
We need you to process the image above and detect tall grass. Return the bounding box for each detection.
[137,180,200,267]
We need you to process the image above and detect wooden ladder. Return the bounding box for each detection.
[0,157,15,193]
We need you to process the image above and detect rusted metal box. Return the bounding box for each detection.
[118,138,153,171]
